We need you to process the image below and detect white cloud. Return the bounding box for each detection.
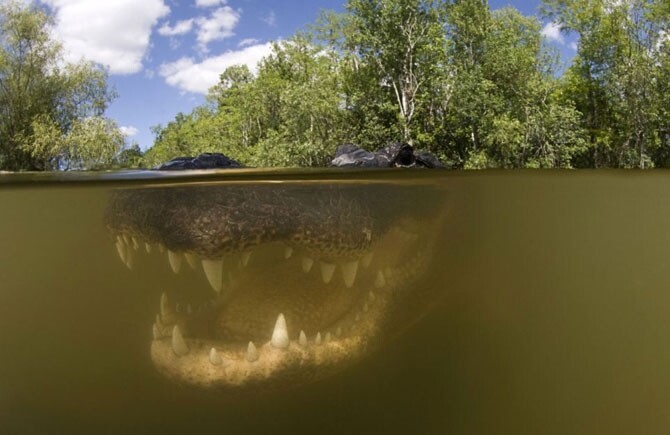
[120,126,139,137]
[541,22,564,45]
[195,0,227,8]
[41,0,170,75]
[158,19,194,36]
[261,10,276,27]
[196,6,240,52]
[569,41,578,51]
[159,42,273,94]
[238,38,260,48]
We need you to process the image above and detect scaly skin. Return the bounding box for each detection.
[106,183,446,390]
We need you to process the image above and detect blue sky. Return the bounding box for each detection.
[37,0,574,151]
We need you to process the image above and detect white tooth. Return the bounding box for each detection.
[160,293,172,318]
[152,323,161,340]
[301,257,314,273]
[124,248,134,270]
[354,313,360,322]
[175,303,180,313]
[246,341,259,362]
[145,242,152,254]
[209,347,224,366]
[341,260,359,288]
[122,234,130,245]
[315,332,322,345]
[187,304,192,315]
[202,259,223,292]
[320,262,336,284]
[115,240,127,264]
[171,325,189,356]
[368,291,376,302]
[158,243,165,253]
[168,250,182,273]
[131,237,139,250]
[375,270,386,288]
[325,332,332,343]
[271,313,290,349]
[362,252,374,268]
[299,330,307,346]
[184,253,198,269]
[241,251,252,267]
[284,247,293,259]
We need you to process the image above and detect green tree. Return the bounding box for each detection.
[543,0,666,168]
[0,2,117,170]
[342,0,449,143]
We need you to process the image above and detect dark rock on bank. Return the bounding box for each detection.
[156,143,445,170]
[157,153,244,170]
[330,142,445,168]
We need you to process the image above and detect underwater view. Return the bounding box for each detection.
[1,169,670,434]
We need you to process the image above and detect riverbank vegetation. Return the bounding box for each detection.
[1,0,669,170]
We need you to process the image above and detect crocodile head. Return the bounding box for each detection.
[105,181,446,390]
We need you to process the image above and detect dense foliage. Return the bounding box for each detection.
[0,2,129,170]
[3,1,669,170]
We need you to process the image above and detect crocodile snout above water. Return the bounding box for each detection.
[105,173,447,390]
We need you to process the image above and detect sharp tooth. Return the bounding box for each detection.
[368,291,376,302]
[246,341,259,362]
[184,253,198,269]
[241,251,252,267]
[187,304,192,315]
[209,347,224,366]
[362,252,374,268]
[124,248,134,270]
[354,313,360,322]
[325,332,332,343]
[168,250,182,273]
[202,259,223,292]
[271,313,290,349]
[152,323,161,340]
[320,262,336,284]
[284,247,293,259]
[374,270,386,288]
[122,234,130,245]
[144,242,152,254]
[160,293,172,318]
[301,257,314,273]
[171,325,189,356]
[115,240,127,264]
[131,237,139,250]
[341,260,359,288]
[315,332,322,345]
[158,243,165,253]
[299,330,307,346]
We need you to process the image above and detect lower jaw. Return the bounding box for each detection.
[114,223,432,389]
[150,278,393,388]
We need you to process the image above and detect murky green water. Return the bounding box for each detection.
[1,169,670,434]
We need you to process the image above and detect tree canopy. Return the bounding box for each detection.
[0,2,127,171]
[4,0,670,170]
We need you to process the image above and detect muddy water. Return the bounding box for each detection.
[1,170,670,433]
